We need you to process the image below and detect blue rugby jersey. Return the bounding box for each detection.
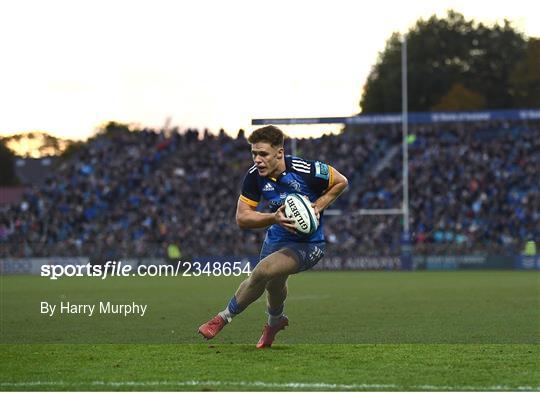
[239,155,334,243]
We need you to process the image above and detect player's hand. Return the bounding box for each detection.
[311,203,320,222]
[274,205,297,234]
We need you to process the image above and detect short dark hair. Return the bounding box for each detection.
[248,125,285,147]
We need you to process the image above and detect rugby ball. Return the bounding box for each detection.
[284,193,318,236]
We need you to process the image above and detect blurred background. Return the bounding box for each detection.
[0,1,538,271]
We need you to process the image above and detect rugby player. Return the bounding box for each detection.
[198,125,348,348]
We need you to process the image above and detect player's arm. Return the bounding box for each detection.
[236,198,296,232]
[313,167,348,212]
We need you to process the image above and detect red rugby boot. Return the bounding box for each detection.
[256,316,289,348]
[198,315,226,340]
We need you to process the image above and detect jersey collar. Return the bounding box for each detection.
[268,157,290,182]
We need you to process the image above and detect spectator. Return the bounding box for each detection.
[0,119,538,258]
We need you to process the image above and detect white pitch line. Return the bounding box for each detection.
[0,380,539,391]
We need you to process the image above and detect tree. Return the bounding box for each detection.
[509,38,540,107]
[0,139,19,186]
[432,83,486,111]
[359,32,403,113]
[1,132,72,158]
[59,141,85,161]
[465,20,528,109]
[359,10,529,113]
[97,121,131,137]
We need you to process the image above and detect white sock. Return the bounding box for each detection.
[218,308,233,323]
[268,312,284,327]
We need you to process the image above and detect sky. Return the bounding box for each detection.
[0,0,538,142]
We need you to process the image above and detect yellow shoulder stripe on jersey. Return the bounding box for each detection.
[239,195,259,207]
[328,165,335,188]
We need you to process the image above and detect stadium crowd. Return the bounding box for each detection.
[0,120,538,259]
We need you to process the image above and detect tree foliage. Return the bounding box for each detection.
[509,38,540,107]
[432,83,486,111]
[359,10,534,113]
[1,131,72,158]
[0,139,19,186]
[0,122,134,160]
[97,121,132,137]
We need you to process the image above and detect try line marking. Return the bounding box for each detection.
[0,380,538,391]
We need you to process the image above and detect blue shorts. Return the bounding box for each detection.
[255,238,325,272]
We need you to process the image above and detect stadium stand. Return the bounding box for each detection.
[0,120,538,259]
[14,157,57,186]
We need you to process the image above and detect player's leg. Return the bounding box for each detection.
[198,249,297,340]
[255,275,290,348]
[234,249,297,309]
[217,249,296,322]
[266,275,288,318]
[257,242,325,348]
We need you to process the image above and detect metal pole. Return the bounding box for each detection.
[401,34,409,235]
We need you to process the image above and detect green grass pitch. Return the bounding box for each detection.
[1,271,539,391]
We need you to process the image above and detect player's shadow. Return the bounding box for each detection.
[238,344,293,352]
[204,344,293,352]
